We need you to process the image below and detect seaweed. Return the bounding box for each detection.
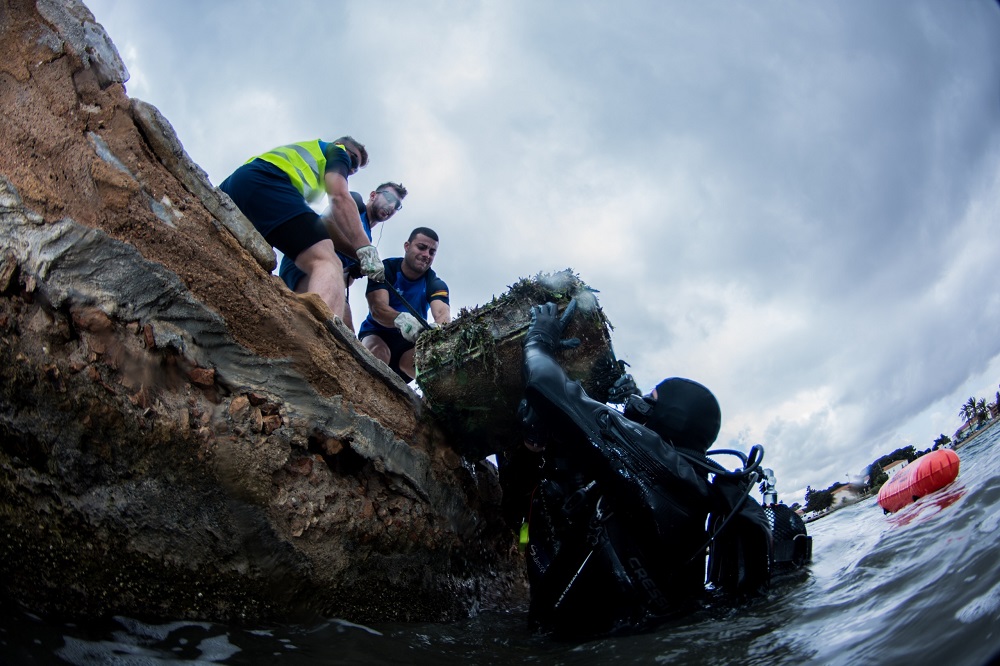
[414,270,619,460]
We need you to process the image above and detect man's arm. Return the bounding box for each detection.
[322,169,384,281]
[367,285,426,342]
[429,300,450,325]
[322,171,370,251]
[365,287,398,328]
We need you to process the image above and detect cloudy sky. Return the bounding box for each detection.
[84,0,1000,504]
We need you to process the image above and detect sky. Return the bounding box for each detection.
[82,0,1000,505]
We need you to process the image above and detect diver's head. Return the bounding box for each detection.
[626,377,721,453]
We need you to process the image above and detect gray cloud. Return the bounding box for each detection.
[86,0,1000,503]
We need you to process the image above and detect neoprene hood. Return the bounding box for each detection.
[646,377,721,453]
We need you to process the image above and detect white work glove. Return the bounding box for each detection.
[394,312,424,343]
[356,245,385,282]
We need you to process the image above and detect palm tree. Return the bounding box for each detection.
[976,398,989,424]
[960,396,978,423]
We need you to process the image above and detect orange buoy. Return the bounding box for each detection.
[878,448,960,514]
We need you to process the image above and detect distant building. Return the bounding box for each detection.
[882,459,908,479]
[954,420,974,442]
[831,483,860,506]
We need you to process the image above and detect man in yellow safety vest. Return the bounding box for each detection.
[219,136,384,322]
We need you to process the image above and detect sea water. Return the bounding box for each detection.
[3,425,999,665]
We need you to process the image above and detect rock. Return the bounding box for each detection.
[35,0,129,89]
[188,366,216,387]
[130,98,276,272]
[0,0,525,625]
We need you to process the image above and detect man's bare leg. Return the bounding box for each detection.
[341,285,355,332]
[295,239,345,316]
[399,348,416,381]
[362,335,391,365]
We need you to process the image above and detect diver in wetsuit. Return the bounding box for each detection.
[503,300,778,638]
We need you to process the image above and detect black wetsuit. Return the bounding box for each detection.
[507,308,775,638]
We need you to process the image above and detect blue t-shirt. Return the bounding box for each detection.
[358,258,449,336]
[277,191,369,291]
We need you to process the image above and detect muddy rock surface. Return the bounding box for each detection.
[0,0,525,623]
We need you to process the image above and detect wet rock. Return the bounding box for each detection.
[0,0,526,625]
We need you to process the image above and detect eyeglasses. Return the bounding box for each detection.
[378,189,402,211]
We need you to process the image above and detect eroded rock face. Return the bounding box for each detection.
[0,0,526,623]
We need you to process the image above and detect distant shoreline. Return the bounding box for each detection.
[803,418,998,523]
[954,416,1000,451]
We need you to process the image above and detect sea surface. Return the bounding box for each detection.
[3,425,1000,665]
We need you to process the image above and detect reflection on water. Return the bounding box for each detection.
[3,426,1000,665]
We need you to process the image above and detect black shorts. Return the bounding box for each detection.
[219,160,328,261]
[266,212,328,260]
[359,328,414,381]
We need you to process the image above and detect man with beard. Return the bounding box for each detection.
[279,182,408,330]
[358,227,449,382]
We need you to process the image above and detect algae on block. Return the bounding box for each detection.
[415,269,620,460]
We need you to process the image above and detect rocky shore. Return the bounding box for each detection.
[0,0,526,624]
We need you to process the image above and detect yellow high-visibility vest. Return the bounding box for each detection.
[250,140,344,203]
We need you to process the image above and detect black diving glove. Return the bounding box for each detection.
[606,360,640,404]
[525,300,581,352]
